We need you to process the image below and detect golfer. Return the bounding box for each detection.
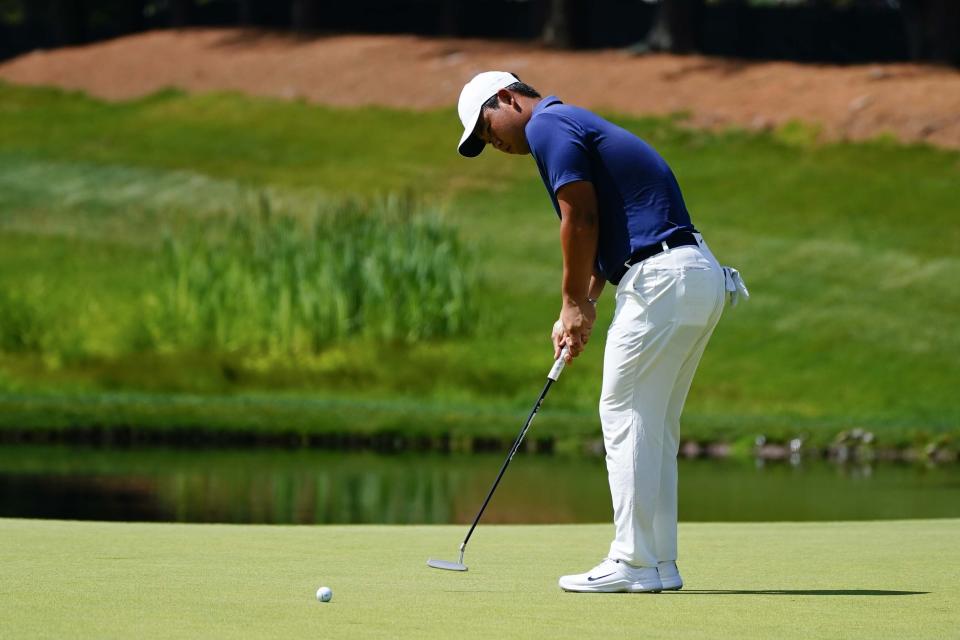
[457,72,731,593]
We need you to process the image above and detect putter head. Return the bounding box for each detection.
[427,558,468,571]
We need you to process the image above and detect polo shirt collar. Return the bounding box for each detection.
[533,95,563,116]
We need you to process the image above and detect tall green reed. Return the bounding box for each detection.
[0,285,48,354]
[0,279,89,364]
[142,194,476,355]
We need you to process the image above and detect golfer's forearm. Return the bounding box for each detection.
[559,211,598,304]
[556,181,600,305]
[588,272,605,301]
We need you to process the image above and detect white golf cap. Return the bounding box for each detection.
[457,71,518,157]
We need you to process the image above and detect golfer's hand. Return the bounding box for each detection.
[559,299,596,363]
[552,318,565,360]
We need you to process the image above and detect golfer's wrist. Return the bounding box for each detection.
[562,294,593,308]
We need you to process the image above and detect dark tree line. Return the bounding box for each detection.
[663,0,957,65]
[899,0,960,64]
[2,0,958,66]
[540,0,958,65]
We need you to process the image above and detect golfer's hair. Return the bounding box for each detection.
[481,78,541,111]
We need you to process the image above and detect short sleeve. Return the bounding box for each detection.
[526,112,593,194]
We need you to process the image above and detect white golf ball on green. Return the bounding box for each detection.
[316,586,332,602]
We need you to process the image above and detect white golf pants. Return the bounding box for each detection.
[601,237,725,568]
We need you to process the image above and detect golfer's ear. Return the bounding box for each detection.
[496,88,514,107]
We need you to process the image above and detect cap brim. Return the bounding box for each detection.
[458,135,485,158]
[457,108,485,158]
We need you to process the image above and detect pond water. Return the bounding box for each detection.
[1,446,958,524]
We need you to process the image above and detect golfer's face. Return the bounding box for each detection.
[477,106,529,155]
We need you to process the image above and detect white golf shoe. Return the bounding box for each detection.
[558,558,662,593]
[657,560,684,591]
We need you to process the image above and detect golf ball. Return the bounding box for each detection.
[316,586,333,602]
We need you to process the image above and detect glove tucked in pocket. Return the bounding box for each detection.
[722,267,750,307]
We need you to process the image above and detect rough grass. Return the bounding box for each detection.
[143,194,476,354]
[1,518,957,639]
[0,81,958,445]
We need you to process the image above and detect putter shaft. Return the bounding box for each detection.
[427,348,569,572]
[458,347,569,552]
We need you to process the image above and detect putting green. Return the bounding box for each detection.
[2,518,957,639]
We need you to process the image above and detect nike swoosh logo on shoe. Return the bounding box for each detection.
[587,572,616,582]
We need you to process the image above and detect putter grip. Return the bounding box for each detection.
[548,346,570,381]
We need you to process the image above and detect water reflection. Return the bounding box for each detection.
[1,446,958,524]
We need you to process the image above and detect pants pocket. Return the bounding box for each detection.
[676,266,720,326]
[630,263,677,308]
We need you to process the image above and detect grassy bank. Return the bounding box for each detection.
[1,82,958,447]
[0,390,953,457]
[2,518,958,639]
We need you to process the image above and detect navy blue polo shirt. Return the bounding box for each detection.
[525,96,696,283]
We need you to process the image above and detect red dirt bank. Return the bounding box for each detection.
[2,28,959,149]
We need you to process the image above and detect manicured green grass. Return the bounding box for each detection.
[1,518,957,639]
[1,81,958,446]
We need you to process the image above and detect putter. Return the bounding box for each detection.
[427,345,571,572]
